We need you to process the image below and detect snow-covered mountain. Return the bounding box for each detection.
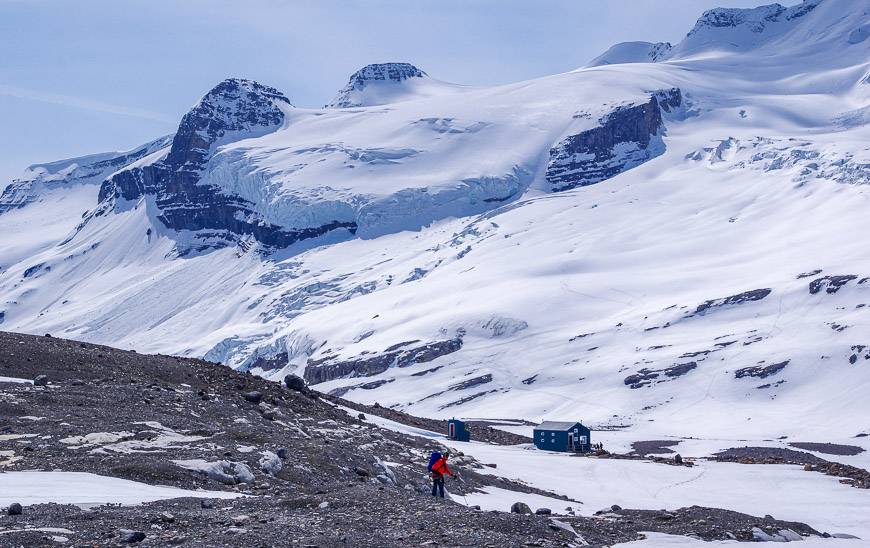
[1,0,868,440]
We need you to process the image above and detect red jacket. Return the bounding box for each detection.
[431,456,453,478]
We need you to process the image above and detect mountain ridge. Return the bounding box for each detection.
[0,0,867,435]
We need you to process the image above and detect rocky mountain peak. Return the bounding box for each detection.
[167,78,292,169]
[347,62,427,86]
[665,0,827,58]
[689,0,821,35]
[326,63,428,108]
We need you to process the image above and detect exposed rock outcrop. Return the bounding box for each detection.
[546,89,680,192]
[693,288,771,316]
[326,63,427,108]
[0,136,171,214]
[304,337,463,384]
[97,79,357,251]
[624,362,697,389]
[809,275,858,295]
[734,360,789,379]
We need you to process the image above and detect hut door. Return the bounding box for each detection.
[568,433,574,450]
[449,423,455,439]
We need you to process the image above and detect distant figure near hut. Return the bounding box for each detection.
[533,421,591,452]
[447,418,471,442]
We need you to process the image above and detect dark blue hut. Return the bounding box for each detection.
[533,421,591,452]
[447,418,471,442]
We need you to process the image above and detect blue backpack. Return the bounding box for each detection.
[427,451,442,472]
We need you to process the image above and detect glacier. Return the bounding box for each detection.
[0,0,868,443]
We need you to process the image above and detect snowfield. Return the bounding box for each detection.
[352,407,870,541]
[0,0,868,442]
[0,471,242,508]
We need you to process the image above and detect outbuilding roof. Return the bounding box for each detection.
[534,421,581,431]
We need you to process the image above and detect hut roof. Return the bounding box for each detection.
[534,421,581,431]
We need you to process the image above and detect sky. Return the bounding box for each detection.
[0,0,782,184]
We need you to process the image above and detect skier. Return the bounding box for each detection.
[429,450,455,498]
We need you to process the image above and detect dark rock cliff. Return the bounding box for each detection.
[304,337,463,384]
[326,63,427,108]
[546,88,681,192]
[0,136,171,214]
[98,79,357,251]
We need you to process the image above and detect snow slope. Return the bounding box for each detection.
[0,0,868,441]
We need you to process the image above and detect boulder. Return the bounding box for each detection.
[180,460,255,485]
[33,375,48,387]
[119,530,146,543]
[276,447,288,460]
[231,515,250,526]
[283,374,307,392]
[674,453,683,464]
[535,508,552,515]
[7,502,22,515]
[511,502,532,514]
[242,391,263,404]
[259,451,283,476]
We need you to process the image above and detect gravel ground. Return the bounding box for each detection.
[0,331,831,546]
[788,442,865,456]
[714,446,870,489]
[629,440,680,455]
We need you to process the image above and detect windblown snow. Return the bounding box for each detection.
[1,0,868,442]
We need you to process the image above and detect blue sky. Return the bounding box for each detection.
[0,0,777,183]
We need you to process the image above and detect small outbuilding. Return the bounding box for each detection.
[533,421,591,452]
[447,418,471,442]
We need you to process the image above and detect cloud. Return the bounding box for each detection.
[0,84,174,124]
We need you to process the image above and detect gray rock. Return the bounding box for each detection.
[259,450,283,476]
[159,512,175,523]
[276,447,288,460]
[119,529,146,543]
[33,375,48,387]
[752,527,804,542]
[257,402,278,421]
[190,460,255,485]
[201,499,215,509]
[511,502,532,514]
[611,505,623,512]
[535,508,552,515]
[674,453,683,464]
[242,391,263,404]
[7,502,22,515]
[283,374,307,392]
[231,515,250,526]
